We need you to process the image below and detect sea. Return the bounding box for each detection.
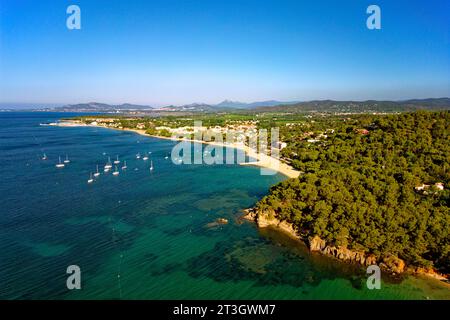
[0,112,448,299]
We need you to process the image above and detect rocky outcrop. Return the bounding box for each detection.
[381,254,406,274]
[308,235,376,266]
[242,208,448,280]
[242,209,299,239]
[243,209,401,271]
[255,211,298,238]
[410,267,448,282]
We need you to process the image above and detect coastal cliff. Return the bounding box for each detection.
[242,208,445,279]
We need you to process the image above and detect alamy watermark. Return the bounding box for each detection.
[66,265,81,290]
[366,265,381,289]
[66,5,81,30]
[366,5,381,30]
[170,121,280,176]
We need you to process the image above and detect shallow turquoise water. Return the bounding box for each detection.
[0,112,448,300]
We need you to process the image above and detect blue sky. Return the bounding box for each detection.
[0,0,449,107]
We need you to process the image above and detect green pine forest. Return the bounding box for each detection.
[256,111,449,273]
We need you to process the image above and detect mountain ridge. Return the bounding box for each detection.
[15,97,450,113]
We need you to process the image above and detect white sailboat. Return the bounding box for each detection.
[64,154,70,163]
[87,173,94,184]
[113,165,120,176]
[42,153,48,160]
[114,155,120,164]
[142,155,149,161]
[56,156,65,168]
[104,156,112,170]
[136,153,141,159]
[150,160,154,171]
[121,161,127,170]
[94,165,100,177]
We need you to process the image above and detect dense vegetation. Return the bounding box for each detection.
[256,111,449,273]
[252,98,450,113]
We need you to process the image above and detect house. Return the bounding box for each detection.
[435,182,444,191]
[415,182,445,193]
[415,184,430,191]
[356,129,369,135]
[275,141,287,150]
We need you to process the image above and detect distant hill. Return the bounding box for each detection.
[55,102,153,112]
[51,98,450,113]
[155,103,219,112]
[215,99,300,109]
[252,98,450,113]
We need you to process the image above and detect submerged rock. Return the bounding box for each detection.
[205,218,230,229]
[217,218,229,225]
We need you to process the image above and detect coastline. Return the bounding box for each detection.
[53,121,301,179]
[241,208,450,286]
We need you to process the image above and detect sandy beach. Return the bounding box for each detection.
[55,121,300,179]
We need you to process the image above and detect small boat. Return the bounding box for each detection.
[87,173,94,184]
[142,155,149,161]
[113,166,119,176]
[104,167,110,173]
[164,154,169,160]
[150,160,154,171]
[42,153,48,160]
[64,154,70,163]
[114,155,120,164]
[94,165,100,177]
[104,156,112,169]
[121,161,127,170]
[136,153,141,159]
[56,156,65,168]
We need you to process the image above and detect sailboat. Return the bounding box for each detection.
[150,160,154,171]
[113,165,120,176]
[42,153,48,160]
[114,155,120,164]
[136,153,141,159]
[87,173,94,184]
[56,156,65,168]
[104,156,112,170]
[94,165,100,177]
[64,154,70,163]
[121,161,127,170]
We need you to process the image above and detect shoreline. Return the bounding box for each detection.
[241,209,450,286]
[53,121,301,179]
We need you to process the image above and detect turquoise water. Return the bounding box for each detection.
[0,112,448,300]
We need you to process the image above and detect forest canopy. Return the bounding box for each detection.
[256,111,449,273]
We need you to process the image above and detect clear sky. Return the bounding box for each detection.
[0,0,449,107]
